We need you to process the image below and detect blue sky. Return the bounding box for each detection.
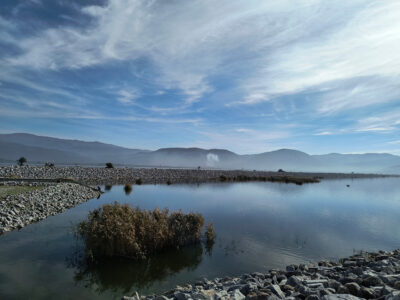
[0,0,399,154]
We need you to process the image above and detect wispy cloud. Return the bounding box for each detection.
[117,88,140,104]
[355,109,400,133]
[1,0,400,153]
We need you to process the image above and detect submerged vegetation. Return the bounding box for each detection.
[205,223,215,244]
[78,202,207,260]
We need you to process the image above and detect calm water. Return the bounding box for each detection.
[1,178,400,299]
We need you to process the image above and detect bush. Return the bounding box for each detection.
[45,162,55,168]
[135,178,142,185]
[17,157,27,166]
[124,184,132,195]
[78,203,205,260]
[105,162,114,168]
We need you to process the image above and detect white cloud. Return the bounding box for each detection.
[355,109,400,133]
[117,88,140,104]
[314,131,334,136]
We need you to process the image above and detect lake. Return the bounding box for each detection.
[0,178,400,299]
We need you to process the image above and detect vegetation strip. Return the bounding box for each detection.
[123,250,400,300]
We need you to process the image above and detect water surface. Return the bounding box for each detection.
[1,178,400,299]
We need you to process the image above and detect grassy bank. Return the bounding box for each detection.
[0,185,44,200]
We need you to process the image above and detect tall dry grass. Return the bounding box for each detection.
[78,202,205,260]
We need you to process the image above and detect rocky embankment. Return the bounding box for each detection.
[124,250,400,300]
[0,182,100,234]
[0,166,391,185]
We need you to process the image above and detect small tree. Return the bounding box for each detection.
[105,162,114,168]
[17,157,27,166]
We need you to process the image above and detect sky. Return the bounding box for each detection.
[0,0,400,154]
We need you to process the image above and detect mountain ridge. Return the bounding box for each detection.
[0,133,399,173]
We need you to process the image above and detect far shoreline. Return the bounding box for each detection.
[0,165,397,186]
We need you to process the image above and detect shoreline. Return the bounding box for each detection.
[0,166,395,186]
[124,250,400,300]
[0,181,100,234]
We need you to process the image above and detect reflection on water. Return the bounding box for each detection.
[105,185,113,191]
[0,178,400,299]
[67,244,204,295]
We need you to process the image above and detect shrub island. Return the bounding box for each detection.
[78,202,214,261]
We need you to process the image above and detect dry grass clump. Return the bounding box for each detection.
[205,223,215,243]
[124,184,132,195]
[78,202,205,260]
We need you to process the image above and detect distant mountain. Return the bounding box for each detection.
[0,133,400,173]
[0,133,148,165]
[0,140,87,164]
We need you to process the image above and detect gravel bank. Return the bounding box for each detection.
[0,182,100,234]
[124,250,400,300]
[0,166,392,185]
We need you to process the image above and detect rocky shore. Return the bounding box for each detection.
[124,250,400,300]
[0,166,392,186]
[0,182,100,234]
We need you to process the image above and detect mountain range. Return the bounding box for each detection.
[0,133,399,174]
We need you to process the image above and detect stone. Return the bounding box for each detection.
[306,295,320,300]
[245,291,269,300]
[155,297,171,300]
[229,289,245,300]
[287,276,303,287]
[336,285,349,294]
[344,282,361,296]
[362,275,383,287]
[214,290,228,300]
[360,287,375,299]
[268,285,285,299]
[322,295,363,300]
[174,292,191,300]
[394,281,400,289]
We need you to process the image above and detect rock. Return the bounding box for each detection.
[155,297,171,300]
[267,285,285,299]
[344,283,361,296]
[306,295,320,300]
[246,291,270,300]
[336,286,349,294]
[362,275,384,287]
[214,290,228,300]
[394,281,400,289]
[287,276,303,288]
[322,295,363,300]
[229,289,245,300]
[360,287,375,299]
[174,292,191,300]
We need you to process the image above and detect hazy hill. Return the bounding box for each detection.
[0,133,148,165]
[0,133,399,173]
[0,140,88,164]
